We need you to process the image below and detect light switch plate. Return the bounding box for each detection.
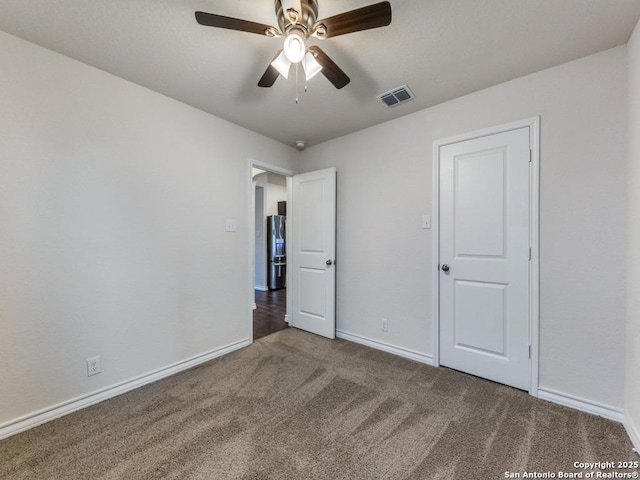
[225,219,237,232]
[422,214,432,229]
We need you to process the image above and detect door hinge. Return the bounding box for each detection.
[529,149,532,162]
[528,248,531,261]
[529,345,532,358]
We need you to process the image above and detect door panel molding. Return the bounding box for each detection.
[432,117,540,396]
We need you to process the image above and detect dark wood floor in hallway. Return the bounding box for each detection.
[253,288,288,340]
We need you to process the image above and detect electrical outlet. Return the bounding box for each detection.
[381,318,389,332]
[87,356,101,377]
[225,218,237,232]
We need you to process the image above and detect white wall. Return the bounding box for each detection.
[254,185,266,290]
[0,31,298,429]
[300,47,627,410]
[254,173,269,291]
[265,175,287,217]
[626,19,640,449]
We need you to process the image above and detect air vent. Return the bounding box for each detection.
[377,85,415,108]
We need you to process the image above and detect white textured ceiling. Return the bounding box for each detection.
[1,0,639,148]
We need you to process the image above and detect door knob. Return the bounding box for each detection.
[326,259,333,266]
[441,264,450,272]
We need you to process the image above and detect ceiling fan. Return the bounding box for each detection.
[195,0,392,90]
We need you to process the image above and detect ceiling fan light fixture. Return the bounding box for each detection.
[283,30,306,63]
[303,51,322,81]
[271,51,292,79]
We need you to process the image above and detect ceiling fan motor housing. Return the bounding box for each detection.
[275,0,319,34]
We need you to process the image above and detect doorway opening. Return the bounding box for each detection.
[252,166,291,340]
[248,161,337,342]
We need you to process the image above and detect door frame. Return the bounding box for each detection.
[247,159,295,343]
[431,117,540,396]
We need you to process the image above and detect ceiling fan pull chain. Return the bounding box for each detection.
[295,63,299,104]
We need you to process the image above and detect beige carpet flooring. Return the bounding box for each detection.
[1,328,637,479]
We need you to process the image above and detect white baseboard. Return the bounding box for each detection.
[284,314,290,324]
[336,330,433,365]
[0,338,251,441]
[625,417,640,454]
[255,285,269,292]
[537,387,624,423]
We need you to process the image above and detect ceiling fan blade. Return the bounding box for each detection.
[195,11,275,36]
[314,1,392,38]
[258,65,280,88]
[258,51,286,87]
[308,46,350,89]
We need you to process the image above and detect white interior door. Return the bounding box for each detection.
[439,127,531,390]
[289,168,336,339]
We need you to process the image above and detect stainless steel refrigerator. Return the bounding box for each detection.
[267,215,286,290]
